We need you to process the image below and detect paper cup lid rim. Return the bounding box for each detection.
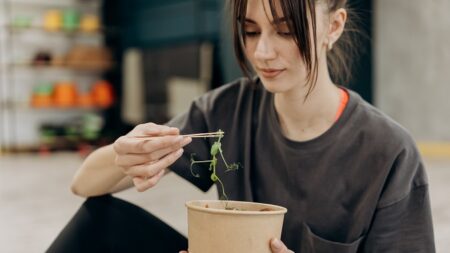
[185,200,287,215]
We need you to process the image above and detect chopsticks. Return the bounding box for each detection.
[135,130,224,139]
[181,131,224,138]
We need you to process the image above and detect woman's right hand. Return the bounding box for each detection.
[113,123,192,192]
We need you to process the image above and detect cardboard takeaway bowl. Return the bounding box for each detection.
[186,200,287,253]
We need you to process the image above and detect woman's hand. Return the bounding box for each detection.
[178,238,294,253]
[269,238,295,253]
[113,123,191,192]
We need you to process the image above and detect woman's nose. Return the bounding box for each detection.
[254,35,277,61]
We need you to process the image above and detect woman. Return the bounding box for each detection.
[48,0,435,252]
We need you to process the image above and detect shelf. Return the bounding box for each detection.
[0,100,106,111]
[30,105,105,111]
[6,25,108,36]
[0,0,114,151]
[6,0,101,9]
[8,62,114,72]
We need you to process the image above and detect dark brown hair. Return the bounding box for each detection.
[231,0,360,95]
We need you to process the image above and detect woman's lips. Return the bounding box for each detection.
[259,68,285,78]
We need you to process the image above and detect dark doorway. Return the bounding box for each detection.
[347,0,373,103]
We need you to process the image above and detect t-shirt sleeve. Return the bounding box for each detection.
[362,143,435,252]
[165,98,215,192]
[361,185,435,252]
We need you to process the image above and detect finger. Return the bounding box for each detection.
[124,159,167,178]
[179,251,188,253]
[115,143,179,168]
[120,161,154,177]
[270,238,291,253]
[145,148,184,174]
[114,135,186,155]
[132,148,184,191]
[145,136,191,161]
[123,138,192,177]
[133,167,166,192]
[115,153,152,168]
[132,123,179,137]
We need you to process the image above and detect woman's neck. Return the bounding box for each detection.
[274,74,341,142]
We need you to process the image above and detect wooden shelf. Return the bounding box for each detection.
[29,106,105,111]
[9,62,114,72]
[0,100,106,111]
[7,25,108,36]
[7,0,101,9]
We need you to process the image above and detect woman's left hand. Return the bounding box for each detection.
[179,238,294,253]
[270,238,295,253]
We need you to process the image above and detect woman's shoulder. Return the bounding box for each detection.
[346,90,427,207]
[347,89,417,150]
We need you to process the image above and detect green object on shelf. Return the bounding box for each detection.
[62,9,80,32]
[82,130,99,141]
[33,83,53,95]
[65,126,78,141]
[40,128,57,144]
[12,16,32,28]
[80,113,103,141]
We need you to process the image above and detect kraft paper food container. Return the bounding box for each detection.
[186,200,287,253]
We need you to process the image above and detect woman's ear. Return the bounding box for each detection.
[326,8,347,50]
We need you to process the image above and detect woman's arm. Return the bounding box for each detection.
[71,144,130,197]
[70,123,191,197]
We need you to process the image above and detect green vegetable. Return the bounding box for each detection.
[190,129,240,200]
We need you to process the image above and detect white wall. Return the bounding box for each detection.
[375,0,450,141]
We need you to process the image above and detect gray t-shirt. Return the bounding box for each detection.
[167,78,435,253]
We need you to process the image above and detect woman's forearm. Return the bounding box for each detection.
[71,144,131,197]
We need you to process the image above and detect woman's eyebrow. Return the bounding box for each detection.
[244,17,287,24]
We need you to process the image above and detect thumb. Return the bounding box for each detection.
[271,238,287,252]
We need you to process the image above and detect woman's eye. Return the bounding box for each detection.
[244,31,260,37]
[278,31,293,37]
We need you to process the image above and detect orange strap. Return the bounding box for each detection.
[335,88,349,122]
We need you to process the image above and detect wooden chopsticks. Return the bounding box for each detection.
[135,130,224,139]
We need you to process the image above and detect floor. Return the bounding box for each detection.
[0,153,449,253]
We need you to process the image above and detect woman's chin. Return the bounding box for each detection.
[260,79,292,94]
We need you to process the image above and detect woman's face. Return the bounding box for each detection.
[243,0,329,94]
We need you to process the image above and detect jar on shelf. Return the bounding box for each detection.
[12,15,32,28]
[80,14,100,33]
[62,9,80,32]
[91,80,114,108]
[43,9,62,31]
[31,82,53,107]
[53,81,78,107]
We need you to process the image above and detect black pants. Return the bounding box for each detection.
[46,195,188,253]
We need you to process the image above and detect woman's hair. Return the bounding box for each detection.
[231,0,362,95]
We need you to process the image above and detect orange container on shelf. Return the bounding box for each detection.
[31,94,53,107]
[77,92,94,108]
[91,80,114,108]
[53,81,78,107]
[31,83,53,108]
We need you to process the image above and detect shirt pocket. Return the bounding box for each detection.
[300,222,364,253]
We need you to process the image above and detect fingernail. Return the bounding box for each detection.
[174,136,183,142]
[182,137,192,145]
[272,238,282,250]
[177,148,184,156]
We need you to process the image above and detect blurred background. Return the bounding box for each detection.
[0,0,449,252]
